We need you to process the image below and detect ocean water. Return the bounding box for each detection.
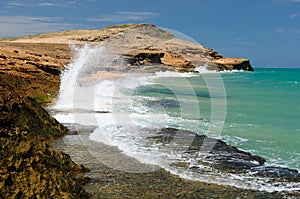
[220,68,300,170]
[52,44,300,192]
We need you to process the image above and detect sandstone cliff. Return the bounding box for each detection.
[1,24,253,73]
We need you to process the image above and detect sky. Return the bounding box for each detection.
[0,0,300,68]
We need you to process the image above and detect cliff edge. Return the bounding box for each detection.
[1,24,253,72]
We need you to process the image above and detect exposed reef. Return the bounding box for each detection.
[151,128,300,181]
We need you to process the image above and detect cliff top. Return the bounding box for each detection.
[0,23,253,71]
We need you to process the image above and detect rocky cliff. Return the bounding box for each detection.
[1,24,253,73]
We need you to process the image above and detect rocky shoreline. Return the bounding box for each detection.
[0,24,298,198]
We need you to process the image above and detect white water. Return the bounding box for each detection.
[52,44,300,193]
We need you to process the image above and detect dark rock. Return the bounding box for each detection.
[126,52,164,65]
[189,134,266,165]
[145,99,181,108]
[26,61,61,75]
[0,129,90,198]
[151,128,300,182]
[0,83,67,138]
[4,175,13,186]
[148,128,194,144]
[250,166,300,180]
[0,55,7,59]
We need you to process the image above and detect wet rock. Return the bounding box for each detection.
[152,128,300,182]
[145,99,181,108]
[188,133,266,165]
[250,166,300,180]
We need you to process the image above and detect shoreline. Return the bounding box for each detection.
[51,125,284,199]
[0,25,298,198]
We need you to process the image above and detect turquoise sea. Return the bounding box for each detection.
[221,68,300,170]
[134,68,300,171]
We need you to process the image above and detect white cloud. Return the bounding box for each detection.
[276,27,300,34]
[61,0,80,8]
[38,3,57,7]
[6,1,79,8]
[290,13,300,19]
[87,12,160,23]
[7,2,28,8]
[0,16,77,37]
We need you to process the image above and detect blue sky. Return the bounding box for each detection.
[0,0,300,68]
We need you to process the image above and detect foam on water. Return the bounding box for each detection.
[195,65,246,74]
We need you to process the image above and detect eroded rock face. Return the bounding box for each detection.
[0,42,70,98]
[124,49,195,72]
[117,25,254,72]
[0,83,67,137]
[204,47,254,71]
[1,24,254,73]
[0,129,89,198]
[212,58,254,71]
[0,77,89,198]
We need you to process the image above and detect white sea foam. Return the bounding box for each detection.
[195,65,218,74]
[54,113,75,124]
[152,70,196,78]
[195,66,246,74]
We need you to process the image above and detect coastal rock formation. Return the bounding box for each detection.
[0,42,70,99]
[0,129,89,198]
[0,23,275,198]
[212,58,253,71]
[0,43,90,197]
[204,47,253,71]
[150,128,300,182]
[124,49,195,72]
[0,79,90,198]
[0,83,67,138]
[1,24,254,73]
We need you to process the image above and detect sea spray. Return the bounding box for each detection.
[54,44,105,110]
[54,43,124,110]
[52,43,300,192]
[52,42,226,175]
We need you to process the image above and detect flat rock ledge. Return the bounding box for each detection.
[150,128,300,182]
